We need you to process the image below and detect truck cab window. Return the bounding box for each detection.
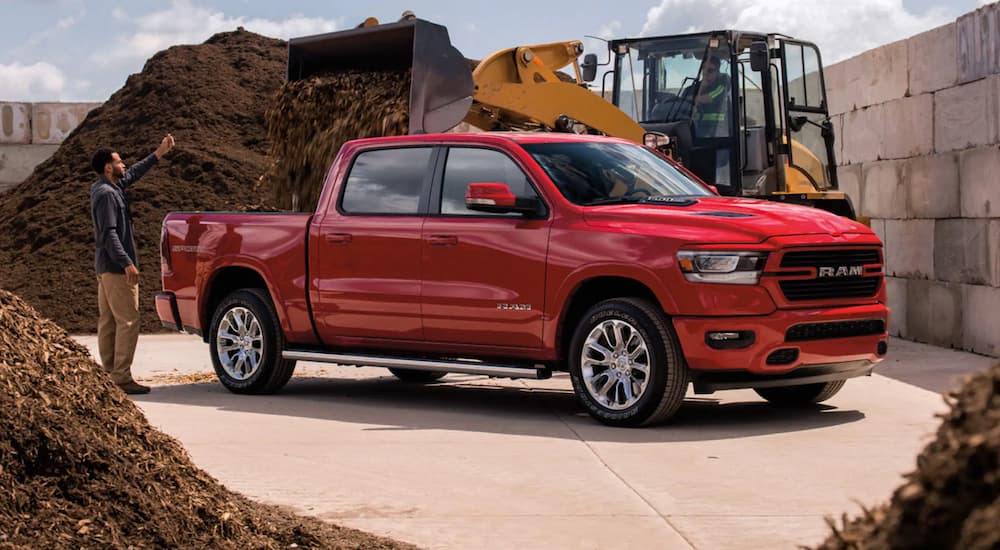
[440,147,537,216]
[341,147,433,214]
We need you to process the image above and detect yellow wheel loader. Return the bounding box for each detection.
[286,16,856,219]
[588,31,855,219]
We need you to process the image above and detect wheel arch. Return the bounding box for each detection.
[200,265,273,343]
[555,275,669,366]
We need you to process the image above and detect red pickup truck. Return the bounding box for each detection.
[157,133,888,427]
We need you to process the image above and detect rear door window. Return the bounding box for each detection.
[340,147,434,214]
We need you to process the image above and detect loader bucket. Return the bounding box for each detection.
[287,18,474,134]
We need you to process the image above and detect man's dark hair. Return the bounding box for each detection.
[91,148,114,175]
[706,56,721,69]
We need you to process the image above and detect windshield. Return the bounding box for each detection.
[614,34,732,138]
[522,142,712,205]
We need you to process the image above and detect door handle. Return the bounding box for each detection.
[325,233,352,244]
[427,235,458,246]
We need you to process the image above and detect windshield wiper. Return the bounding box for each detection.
[581,197,646,206]
[582,195,700,207]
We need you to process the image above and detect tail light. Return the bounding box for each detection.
[160,226,172,274]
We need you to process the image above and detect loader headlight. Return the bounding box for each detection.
[677,251,768,285]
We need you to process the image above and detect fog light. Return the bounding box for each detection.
[877,340,888,356]
[705,330,755,350]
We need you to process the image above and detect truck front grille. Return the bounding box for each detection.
[777,248,882,302]
[780,249,881,268]
[779,278,881,301]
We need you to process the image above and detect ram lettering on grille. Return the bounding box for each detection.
[817,265,864,278]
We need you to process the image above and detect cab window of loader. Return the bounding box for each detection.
[340,147,433,215]
[617,34,732,139]
[784,43,824,109]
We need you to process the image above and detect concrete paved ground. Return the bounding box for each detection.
[75,334,995,550]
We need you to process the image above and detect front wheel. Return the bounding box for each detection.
[568,298,688,427]
[209,288,296,394]
[754,380,845,406]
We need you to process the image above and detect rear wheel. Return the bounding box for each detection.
[209,288,296,394]
[388,368,447,383]
[568,298,688,427]
[754,380,845,406]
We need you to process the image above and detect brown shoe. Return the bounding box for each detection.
[117,381,151,395]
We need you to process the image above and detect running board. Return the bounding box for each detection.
[282,350,550,379]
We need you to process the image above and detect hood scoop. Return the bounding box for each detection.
[644,196,698,206]
[694,211,755,218]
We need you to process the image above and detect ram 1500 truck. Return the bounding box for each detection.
[157,133,889,427]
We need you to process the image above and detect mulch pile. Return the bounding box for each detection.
[815,362,1000,549]
[0,29,287,334]
[0,289,415,549]
[259,70,409,211]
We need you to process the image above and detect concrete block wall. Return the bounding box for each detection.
[0,101,100,192]
[827,2,1000,356]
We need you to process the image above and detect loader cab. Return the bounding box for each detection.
[605,31,839,204]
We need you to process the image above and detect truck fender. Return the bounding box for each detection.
[553,263,679,316]
[198,256,293,338]
[547,263,679,353]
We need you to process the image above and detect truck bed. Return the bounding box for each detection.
[160,211,314,340]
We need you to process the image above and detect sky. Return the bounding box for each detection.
[0,0,987,103]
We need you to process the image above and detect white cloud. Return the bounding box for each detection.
[5,5,86,63]
[597,20,623,40]
[0,62,66,101]
[640,0,951,63]
[97,0,341,66]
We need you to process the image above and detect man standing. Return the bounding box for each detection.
[90,134,174,394]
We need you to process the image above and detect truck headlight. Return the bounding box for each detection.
[677,251,768,285]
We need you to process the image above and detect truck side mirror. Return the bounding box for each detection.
[749,42,769,72]
[581,53,598,82]
[466,183,542,215]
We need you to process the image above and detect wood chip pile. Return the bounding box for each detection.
[260,70,410,211]
[815,362,1000,550]
[0,289,415,549]
[0,30,287,333]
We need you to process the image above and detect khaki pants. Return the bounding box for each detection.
[96,273,140,385]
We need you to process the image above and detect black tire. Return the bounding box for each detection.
[754,380,845,406]
[209,288,296,394]
[388,368,447,383]
[568,298,688,427]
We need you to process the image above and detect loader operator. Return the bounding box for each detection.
[681,55,728,138]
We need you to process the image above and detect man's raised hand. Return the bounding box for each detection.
[155,133,175,159]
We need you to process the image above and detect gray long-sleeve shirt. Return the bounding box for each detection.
[91,154,158,274]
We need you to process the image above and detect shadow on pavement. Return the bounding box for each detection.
[135,372,865,443]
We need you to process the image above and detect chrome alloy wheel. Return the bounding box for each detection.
[580,319,651,410]
[215,306,264,381]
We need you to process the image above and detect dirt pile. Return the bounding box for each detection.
[260,70,409,211]
[0,29,286,333]
[0,289,414,549]
[815,362,1000,549]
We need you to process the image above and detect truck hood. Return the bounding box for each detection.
[582,197,872,244]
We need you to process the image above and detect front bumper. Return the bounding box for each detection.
[672,303,888,393]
